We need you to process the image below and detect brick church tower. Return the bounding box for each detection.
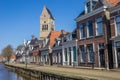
[40,6,55,39]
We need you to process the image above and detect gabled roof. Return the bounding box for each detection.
[76,0,120,19]
[47,31,61,47]
[30,37,40,47]
[106,0,119,6]
[45,6,54,20]
[41,6,54,20]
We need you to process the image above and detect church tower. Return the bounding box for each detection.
[40,6,55,39]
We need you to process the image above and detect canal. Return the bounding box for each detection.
[0,63,28,80]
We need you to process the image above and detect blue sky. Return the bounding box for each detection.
[0,0,85,53]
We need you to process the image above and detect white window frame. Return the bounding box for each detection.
[115,16,120,36]
[80,23,86,39]
[87,44,94,62]
[79,45,86,62]
[87,21,94,38]
[96,17,103,36]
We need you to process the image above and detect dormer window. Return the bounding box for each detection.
[56,40,60,46]
[86,2,91,13]
[85,0,98,13]
[55,38,61,47]
[66,34,72,41]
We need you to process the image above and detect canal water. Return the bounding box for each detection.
[0,63,27,80]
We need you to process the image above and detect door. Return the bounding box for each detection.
[117,48,120,68]
[99,49,105,67]
[73,47,77,62]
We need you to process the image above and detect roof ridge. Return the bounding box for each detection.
[45,6,54,20]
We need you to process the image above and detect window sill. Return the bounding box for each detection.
[79,38,86,40]
[88,62,94,64]
[95,35,103,38]
[86,36,94,39]
[80,62,86,64]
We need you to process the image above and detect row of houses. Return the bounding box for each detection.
[16,0,120,69]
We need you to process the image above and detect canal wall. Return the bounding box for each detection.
[4,64,90,80]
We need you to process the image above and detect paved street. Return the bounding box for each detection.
[5,63,120,80]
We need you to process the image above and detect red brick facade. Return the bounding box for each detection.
[75,0,120,69]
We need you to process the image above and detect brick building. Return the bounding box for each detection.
[75,0,119,69]
[110,3,120,68]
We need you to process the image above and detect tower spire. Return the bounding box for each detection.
[40,6,55,39]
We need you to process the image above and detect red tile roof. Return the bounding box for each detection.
[107,0,119,6]
[10,54,16,60]
[48,31,61,47]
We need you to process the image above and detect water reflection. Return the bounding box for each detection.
[0,63,25,80]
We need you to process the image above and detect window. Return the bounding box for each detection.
[87,44,94,62]
[96,17,103,35]
[69,47,71,54]
[44,21,46,23]
[66,34,71,41]
[85,1,97,14]
[79,46,86,62]
[87,21,93,37]
[92,1,97,9]
[116,16,120,36]
[99,43,104,49]
[80,23,85,39]
[42,25,48,31]
[55,40,60,47]
[86,2,91,13]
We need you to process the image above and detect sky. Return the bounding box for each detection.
[0,0,85,53]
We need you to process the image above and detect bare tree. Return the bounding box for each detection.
[2,45,14,63]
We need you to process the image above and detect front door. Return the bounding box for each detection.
[73,47,77,62]
[117,48,120,68]
[99,49,105,67]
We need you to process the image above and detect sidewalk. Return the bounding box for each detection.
[5,63,120,80]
